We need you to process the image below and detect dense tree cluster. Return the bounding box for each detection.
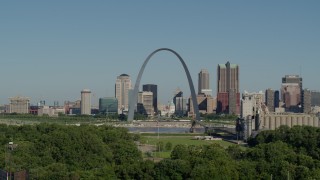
[0,124,320,179]
[0,124,143,179]
[0,113,125,122]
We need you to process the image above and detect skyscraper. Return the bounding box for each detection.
[115,74,132,113]
[281,75,302,113]
[217,61,240,114]
[274,90,280,109]
[302,89,311,114]
[311,91,320,106]
[198,69,210,95]
[81,89,91,115]
[142,84,158,113]
[265,88,275,112]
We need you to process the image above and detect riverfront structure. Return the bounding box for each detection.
[81,89,91,115]
[9,96,30,114]
[115,74,132,113]
[217,61,240,114]
[257,113,319,130]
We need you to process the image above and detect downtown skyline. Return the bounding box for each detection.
[1,1,320,105]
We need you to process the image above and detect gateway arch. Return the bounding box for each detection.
[128,48,200,122]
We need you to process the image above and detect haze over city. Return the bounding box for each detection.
[1,1,319,105]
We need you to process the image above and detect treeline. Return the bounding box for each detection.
[1,124,320,179]
[0,113,121,122]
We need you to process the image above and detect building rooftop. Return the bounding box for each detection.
[9,96,30,101]
[218,63,238,68]
[81,89,91,93]
[284,75,300,78]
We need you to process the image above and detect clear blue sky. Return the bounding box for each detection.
[1,1,319,106]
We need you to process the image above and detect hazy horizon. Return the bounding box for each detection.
[1,1,319,106]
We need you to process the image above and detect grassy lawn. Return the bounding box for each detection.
[140,133,205,137]
[141,136,234,148]
[140,135,238,159]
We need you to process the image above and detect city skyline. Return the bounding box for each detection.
[1,1,320,105]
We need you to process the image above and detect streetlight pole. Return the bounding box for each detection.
[157,114,160,157]
[7,142,14,180]
[106,105,108,124]
[157,114,160,140]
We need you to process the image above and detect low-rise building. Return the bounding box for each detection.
[188,94,216,117]
[9,96,30,114]
[137,91,154,117]
[38,106,65,117]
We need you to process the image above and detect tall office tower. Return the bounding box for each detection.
[265,88,275,112]
[217,61,240,114]
[281,75,302,113]
[173,88,187,116]
[198,69,210,95]
[9,96,30,114]
[81,89,91,115]
[99,97,118,114]
[302,89,311,113]
[115,74,132,113]
[137,91,154,116]
[274,90,280,109]
[142,84,158,113]
[311,91,320,106]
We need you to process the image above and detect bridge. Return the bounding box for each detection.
[193,121,236,135]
